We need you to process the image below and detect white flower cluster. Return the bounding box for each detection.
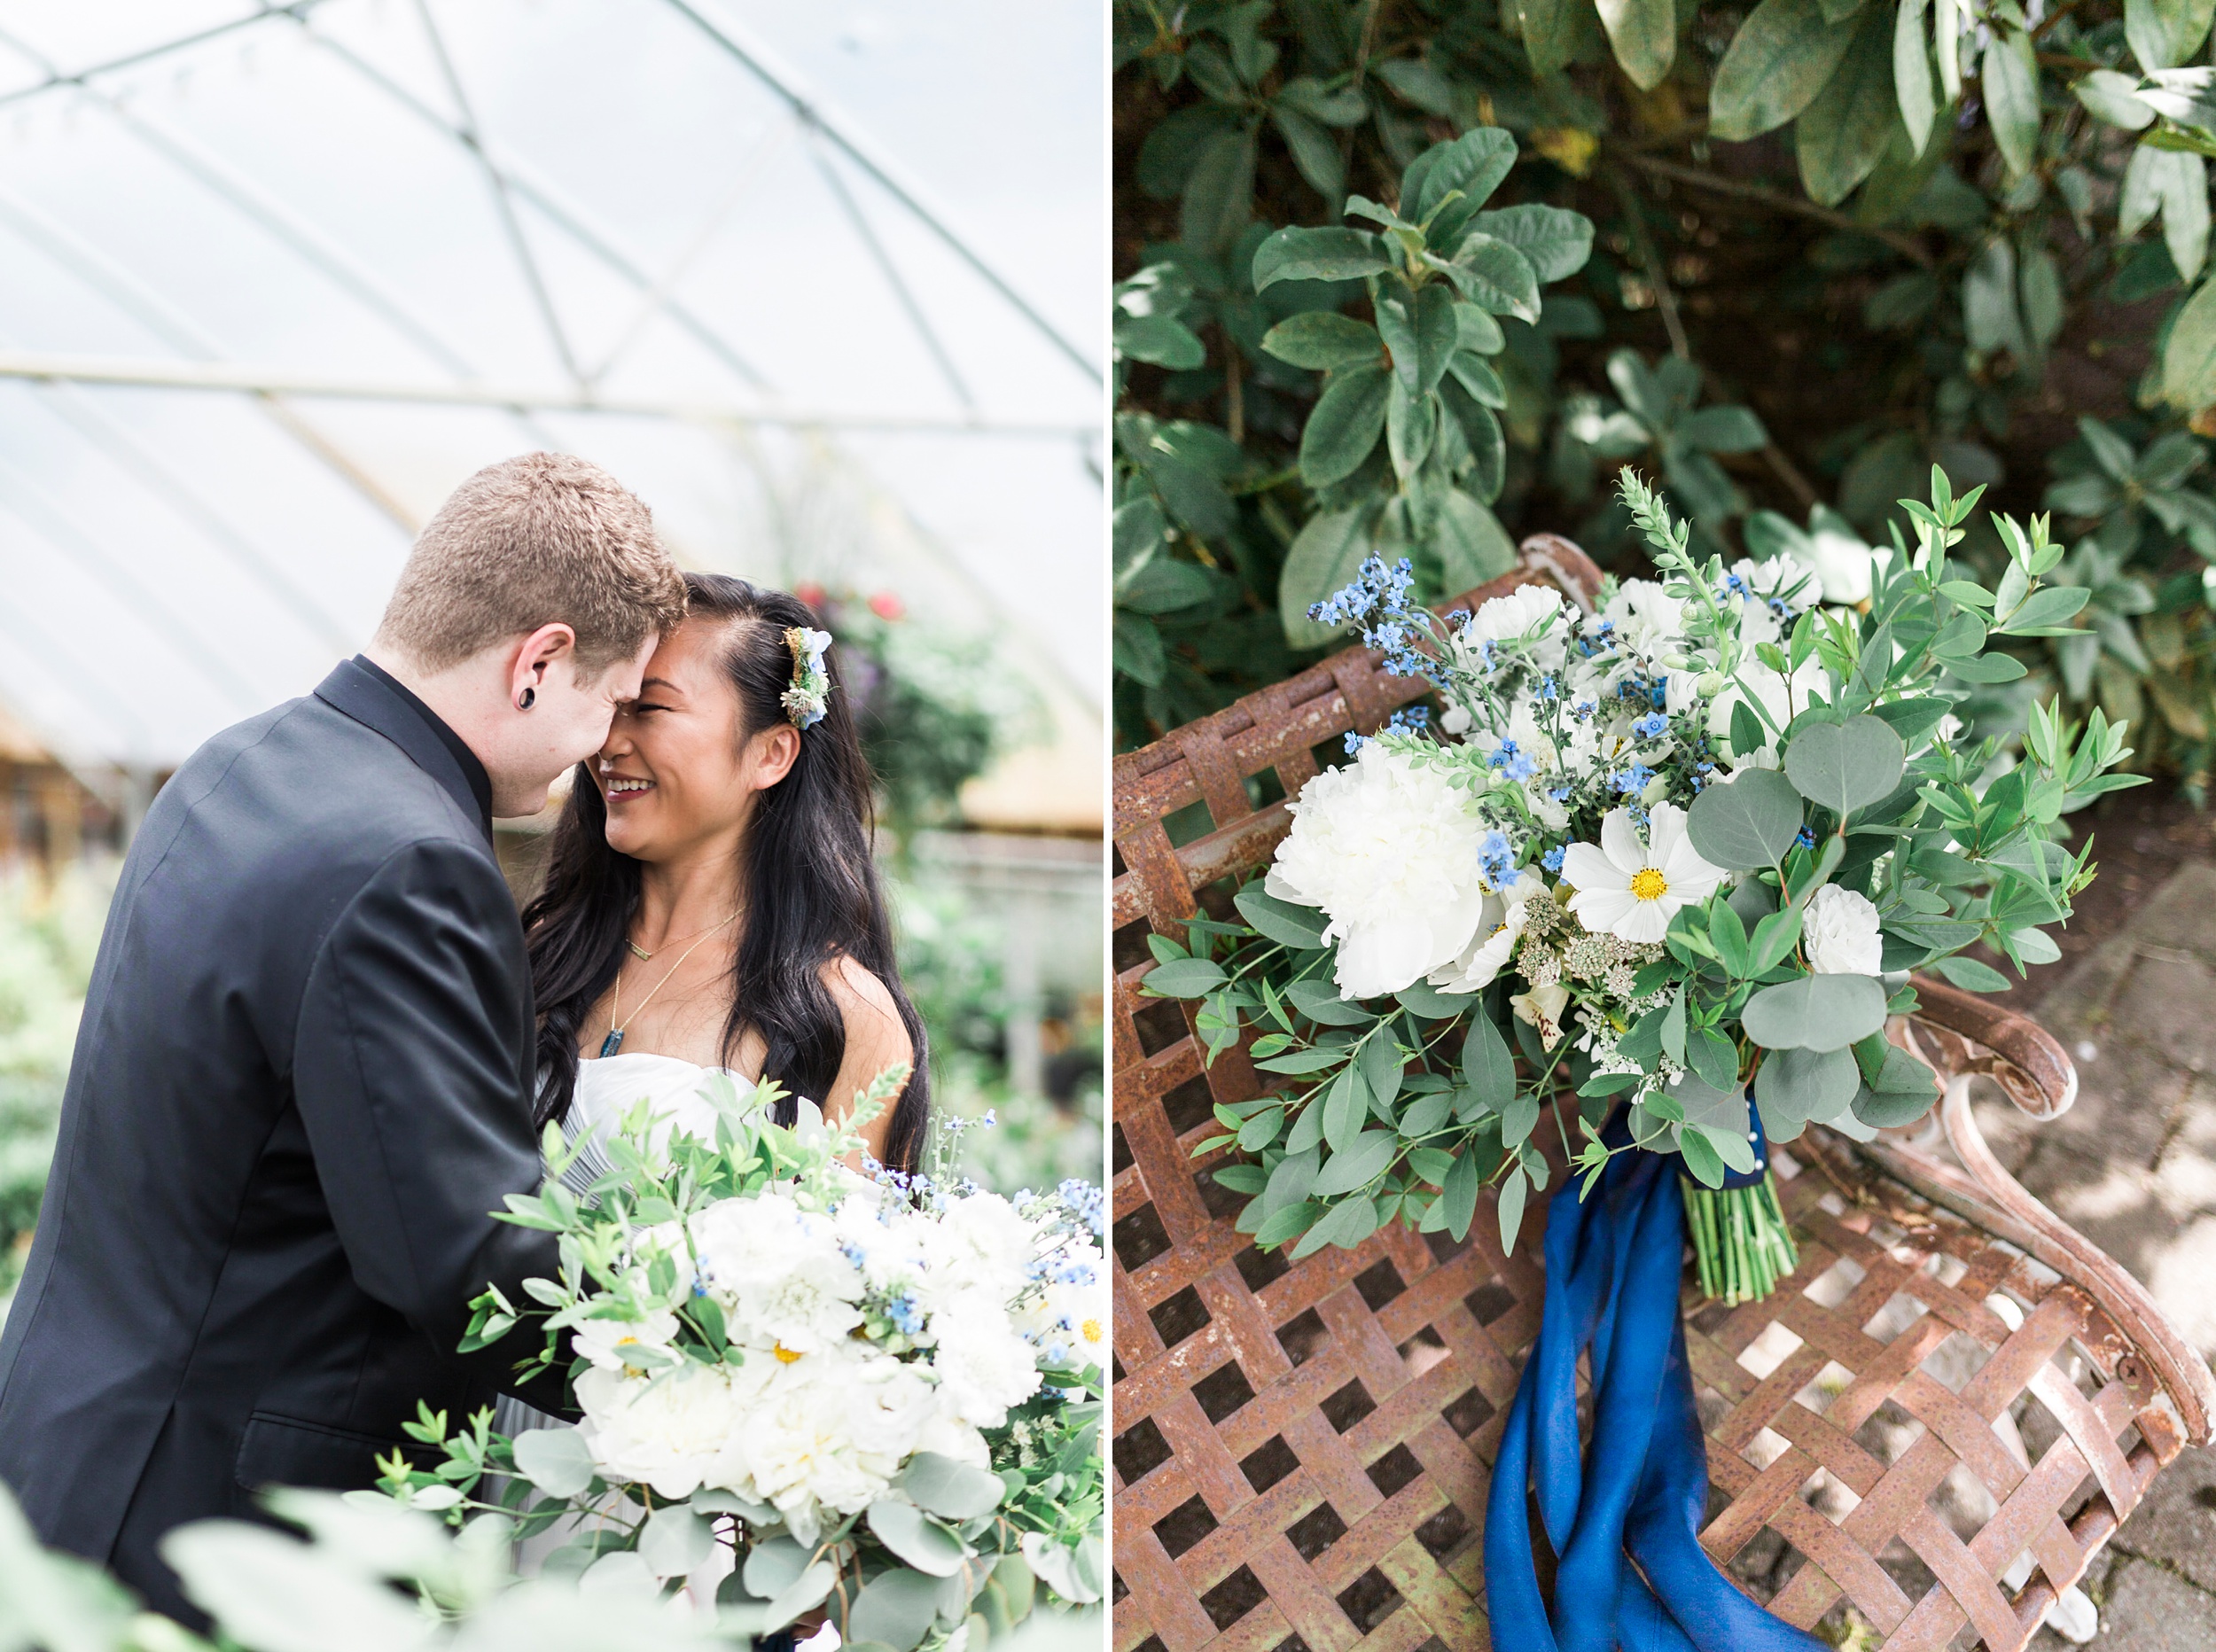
[572,1174,1104,1545]
[1268,556,1839,1001]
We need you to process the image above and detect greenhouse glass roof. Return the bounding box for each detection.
[0,0,1103,781]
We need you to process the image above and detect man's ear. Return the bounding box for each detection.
[751,722,801,790]
[510,623,577,708]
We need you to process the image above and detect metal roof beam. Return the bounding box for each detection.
[656,0,1101,386]
[0,2,333,112]
[0,350,1096,436]
[0,183,421,533]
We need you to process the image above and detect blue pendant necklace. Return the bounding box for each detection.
[599,909,740,1058]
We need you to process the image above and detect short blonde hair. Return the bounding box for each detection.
[375,453,688,675]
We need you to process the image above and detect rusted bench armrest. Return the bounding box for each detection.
[1854,978,2216,1446]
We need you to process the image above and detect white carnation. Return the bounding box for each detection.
[1266,740,1495,1000]
[575,1361,748,1501]
[1805,884,1883,976]
[690,1190,862,1356]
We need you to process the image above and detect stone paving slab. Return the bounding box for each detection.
[1966,861,2216,1649]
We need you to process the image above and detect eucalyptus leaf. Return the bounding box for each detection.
[1753,1044,1862,1139]
[847,1570,946,1652]
[1783,715,1906,814]
[867,1500,970,1578]
[1742,972,1890,1050]
[898,1452,1007,1520]
[1688,768,1806,868]
[511,1427,597,1500]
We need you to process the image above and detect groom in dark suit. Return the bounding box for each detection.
[0,452,688,1625]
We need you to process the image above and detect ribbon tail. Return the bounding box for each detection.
[1620,1248,1830,1650]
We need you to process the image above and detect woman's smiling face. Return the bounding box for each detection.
[595,617,797,863]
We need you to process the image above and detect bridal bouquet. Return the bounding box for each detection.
[375,1067,1106,1649]
[1147,469,2139,1303]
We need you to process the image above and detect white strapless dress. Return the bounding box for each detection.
[550,1050,823,1196]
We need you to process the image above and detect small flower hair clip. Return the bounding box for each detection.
[782,625,833,729]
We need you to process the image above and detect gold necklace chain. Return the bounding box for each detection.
[598,910,739,1058]
[627,906,743,961]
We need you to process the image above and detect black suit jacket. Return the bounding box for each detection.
[0,658,561,1622]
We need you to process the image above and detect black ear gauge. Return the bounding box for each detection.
[519,687,535,710]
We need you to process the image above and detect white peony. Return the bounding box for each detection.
[1805,884,1884,975]
[1603,579,1686,651]
[1563,803,1726,945]
[929,1301,1044,1429]
[572,1305,681,1375]
[1429,866,1547,994]
[1267,740,1496,1000]
[1458,583,1569,668]
[690,1191,863,1356]
[575,1361,749,1501]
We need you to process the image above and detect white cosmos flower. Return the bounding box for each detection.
[1806,884,1884,975]
[1429,866,1546,994]
[1563,802,1726,944]
[1266,741,1495,1000]
[572,1305,681,1375]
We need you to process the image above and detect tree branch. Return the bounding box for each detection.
[1618,151,1936,268]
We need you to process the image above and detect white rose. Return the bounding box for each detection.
[575,1362,748,1501]
[1805,884,1884,976]
[1266,741,1496,1000]
[690,1191,863,1356]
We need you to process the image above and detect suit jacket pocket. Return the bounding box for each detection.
[234,1411,406,1495]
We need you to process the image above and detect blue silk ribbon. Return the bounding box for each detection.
[1480,1137,1827,1652]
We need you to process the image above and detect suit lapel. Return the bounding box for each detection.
[313,658,494,844]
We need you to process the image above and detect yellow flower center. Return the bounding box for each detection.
[1630,867,1669,901]
[1081,1319,1104,1344]
[774,1343,804,1363]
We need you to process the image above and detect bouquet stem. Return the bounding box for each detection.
[1682,1172,1797,1305]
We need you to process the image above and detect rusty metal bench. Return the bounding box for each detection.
[1109,537,2216,1652]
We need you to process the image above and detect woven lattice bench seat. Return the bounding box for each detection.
[1109,539,2216,1652]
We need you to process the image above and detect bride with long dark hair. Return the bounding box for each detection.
[522,572,929,1178]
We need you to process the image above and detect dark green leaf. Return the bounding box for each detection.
[2127,0,2216,68]
[1182,127,1258,255]
[1408,128,1519,226]
[1443,233,1541,322]
[1143,957,1228,998]
[1462,1012,1517,1108]
[1710,0,1861,142]
[1597,0,1678,88]
[1261,312,1382,371]
[1279,506,1375,647]
[1299,362,1393,487]
[1236,885,1330,948]
[1982,29,2040,177]
[1796,6,1899,207]
[1470,204,1596,284]
[1252,225,1392,291]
